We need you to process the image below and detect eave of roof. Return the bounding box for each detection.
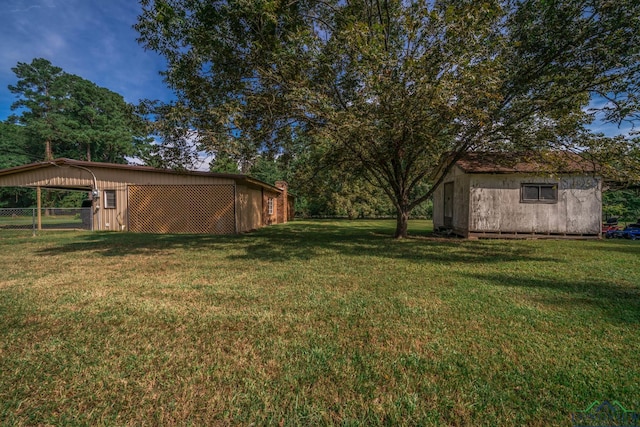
[0,158,284,193]
[455,152,600,174]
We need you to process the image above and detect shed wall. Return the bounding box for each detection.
[236,185,263,232]
[432,166,470,233]
[99,172,235,232]
[468,174,601,235]
[98,185,128,231]
[0,163,281,234]
[98,169,236,186]
[263,190,279,225]
[432,186,443,227]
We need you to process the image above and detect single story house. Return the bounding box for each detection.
[0,158,294,233]
[432,153,601,238]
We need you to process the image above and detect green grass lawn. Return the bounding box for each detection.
[1,220,639,426]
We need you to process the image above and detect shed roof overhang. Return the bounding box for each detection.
[454,152,600,175]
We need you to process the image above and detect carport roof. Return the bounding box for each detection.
[0,158,284,193]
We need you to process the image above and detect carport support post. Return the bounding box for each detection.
[36,186,42,231]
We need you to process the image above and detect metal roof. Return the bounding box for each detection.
[0,158,285,193]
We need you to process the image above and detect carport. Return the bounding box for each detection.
[0,158,292,233]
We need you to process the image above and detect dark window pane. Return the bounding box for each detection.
[104,190,116,209]
[540,186,556,200]
[523,185,539,200]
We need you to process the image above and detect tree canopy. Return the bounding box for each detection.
[136,0,640,237]
[8,58,148,164]
[2,58,152,208]
[0,122,34,208]
[0,121,29,169]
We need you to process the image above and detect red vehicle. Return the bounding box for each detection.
[602,217,619,233]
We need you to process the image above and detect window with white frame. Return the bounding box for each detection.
[104,190,117,209]
[268,197,274,215]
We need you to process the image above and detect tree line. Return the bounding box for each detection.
[0,58,402,216]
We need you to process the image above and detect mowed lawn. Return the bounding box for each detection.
[1,220,638,426]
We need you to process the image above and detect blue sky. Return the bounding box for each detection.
[0,0,174,120]
[0,0,634,139]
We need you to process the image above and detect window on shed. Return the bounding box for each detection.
[104,190,117,209]
[521,184,557,203]
[267,197,274,215]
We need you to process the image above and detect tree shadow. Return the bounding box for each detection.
[461,272,640,324]
[34,230,247,257]
[592,239,640,256]
[35,221,559,266]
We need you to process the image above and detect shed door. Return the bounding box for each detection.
[443,182,454,228]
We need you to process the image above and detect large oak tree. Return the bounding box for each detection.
[136,0,640,237]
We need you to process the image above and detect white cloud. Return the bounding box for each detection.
[3,0,54,13]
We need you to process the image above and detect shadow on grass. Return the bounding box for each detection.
[592,239,640,256]
[35,221,558,266]
[464,272,640,324]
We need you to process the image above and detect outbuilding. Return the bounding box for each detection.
[0,158,294,233]
[432,153,601,239]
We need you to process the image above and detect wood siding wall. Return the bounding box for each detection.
[468,174,601,235]
[262,190,279,225]
[433,166,470,232]
[236,185,263,232]
[433,166,602,237]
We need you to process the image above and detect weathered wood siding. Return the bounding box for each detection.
[236,185,263,232]
[432,166,470,233]
[468,174,601,235]
[433,166,602,237]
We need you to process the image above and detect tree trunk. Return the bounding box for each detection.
[394,207,409,239]
[45,139,53,161]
